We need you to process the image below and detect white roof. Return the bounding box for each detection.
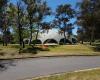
[38,29,68,43]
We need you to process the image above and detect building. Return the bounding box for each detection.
[29,29,77,44]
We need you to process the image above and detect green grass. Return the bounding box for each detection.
[32,69,100,80]
[39,44,100,56]
[48,44,93,53]
[0,44,100,59]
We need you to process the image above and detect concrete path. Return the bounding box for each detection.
[0,56,100,80]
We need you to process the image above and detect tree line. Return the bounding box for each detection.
[77,0,100,45]
[0,0,100,49]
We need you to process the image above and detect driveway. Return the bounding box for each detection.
[0,56,100,80]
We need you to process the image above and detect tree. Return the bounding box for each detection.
[55,4,75,44]
[0,0,9,46]
[22,0,51,45]
[16,1,25,48]
[34,1,51,45]
[77,0,100,45]
[22,0,37,45]
[77,27,84,44]
[8,1,27,49]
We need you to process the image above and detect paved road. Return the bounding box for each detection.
[0,56,100,80]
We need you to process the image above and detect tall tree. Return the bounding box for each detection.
[7,3,19,44]
[55,4,75,44]
[16,1,24,48]
[0,0,9,46]
[77,0,100,45]
[8,1,27,49]
[22,0,51,45]
[34,1,51,45]
[22,0,37,45]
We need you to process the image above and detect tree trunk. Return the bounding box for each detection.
[63,22,67,45]
[22,40,25,48]
[29,19,33,46]
[18,24,23,53]
[2,34,5,46]
[34,24,39,46]
[90,26,95,45]
[2,29,8,46]
[81,32,84,44]
[17,6,23,48]
[81,35,84,44]
[18,18,23,48]
[81,40,84,44]
[18,23,22,46]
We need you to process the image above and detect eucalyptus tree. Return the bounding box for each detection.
[8,1,27,49]
[77,0,100,45]
[22,0,37,45]
[91,0,100,41]
[16,1,26,48]
[55,4,75,44]
[77,27,85,44]
[22,0,51,45]
[7,3,19,44]
[34,1,51,45]
[40,22,52,33]
[0,0,9,46]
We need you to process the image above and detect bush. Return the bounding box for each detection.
[95,39,100,43]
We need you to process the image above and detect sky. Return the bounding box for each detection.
[45,0,79,35]
[10,0,80,35]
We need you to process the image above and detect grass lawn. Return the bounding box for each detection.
[0,44,100,59]
[37,44,100,56]
[48,44,96,54]
[32,68,100,80]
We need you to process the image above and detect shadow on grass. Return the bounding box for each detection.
[92,45,100,52]
[48,45,58,48]
[0,60,17,72]
[8,45,20,48]
[20,46,50,54]
[90,43,100,52]
[0,52,6,56]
